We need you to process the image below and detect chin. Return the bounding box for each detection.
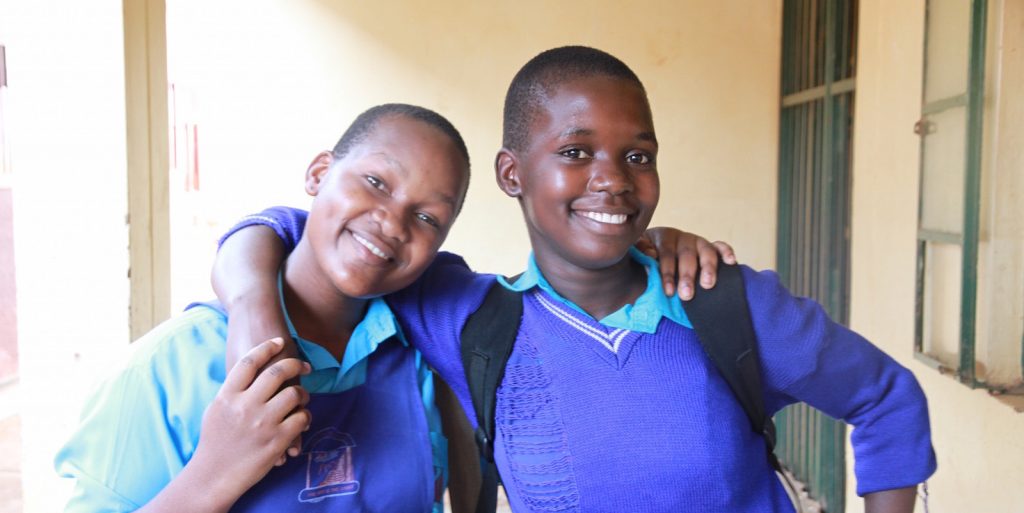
[321,269,376,298]
[568,246,634,270]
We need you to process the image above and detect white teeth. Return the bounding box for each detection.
[352,233,389,259]
[580,211,628,225]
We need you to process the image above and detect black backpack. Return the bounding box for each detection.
[457,261,780,513]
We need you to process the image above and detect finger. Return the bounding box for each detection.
[222,338,285,393]
[713,240,737,265]
[636,238,658,259]
[658,248,678,297]
[248,359,311,402]
[286,434,303,458]
[279,408,313,442]
[273,409,311,464]
[266,384,310,423]
[675,235,698,300]
[696,238,720,290]
[274,453,287,467]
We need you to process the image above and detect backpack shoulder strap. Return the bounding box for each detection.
[685,261,781,471]
[459,277,524,513]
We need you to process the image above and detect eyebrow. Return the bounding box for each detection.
[431,191,458,208]
[559,127,593,138]
[558,127,658,145]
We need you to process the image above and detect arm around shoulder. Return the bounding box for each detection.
[213,223,293,369]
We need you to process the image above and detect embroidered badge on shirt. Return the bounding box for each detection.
[298,428,360,502]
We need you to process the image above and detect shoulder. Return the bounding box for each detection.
[124,306,228,372]
[738,265,786,300]
[80,306,230,412]
[734,265,838,382]
[738,265,825,327]
[387,251,498,315]
[56,306,229,509]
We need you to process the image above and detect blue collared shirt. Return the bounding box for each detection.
[498,247,692,333]
[55,297,446,513]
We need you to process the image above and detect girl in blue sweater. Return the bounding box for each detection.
[215,47,935,512]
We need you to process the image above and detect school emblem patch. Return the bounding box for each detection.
[298,428,360,502]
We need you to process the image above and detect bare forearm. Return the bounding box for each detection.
[212,225,290,368]
[864,486,917,513]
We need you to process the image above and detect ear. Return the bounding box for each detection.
[305,151,334,196]
[494,148,522,198]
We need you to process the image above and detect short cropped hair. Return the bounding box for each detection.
[332,103,471,170]
[502,46,646,151]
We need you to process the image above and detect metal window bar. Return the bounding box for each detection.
[776,0,857,511]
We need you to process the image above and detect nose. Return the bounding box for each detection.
[588,158,633,196]
[372,204,410,243]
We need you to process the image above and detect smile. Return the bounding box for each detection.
[578,211,628,225]
[352,233,392,260]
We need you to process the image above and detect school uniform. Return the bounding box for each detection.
[55,294,447,513]
[233,207,938,512]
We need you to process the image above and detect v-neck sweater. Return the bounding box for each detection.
[387,254,936,512]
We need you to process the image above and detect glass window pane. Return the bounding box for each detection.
[924,0,972,104]
[922,241,963,366]
[920,105,967,234]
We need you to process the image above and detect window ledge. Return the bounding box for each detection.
[990,390,1024,413]
[914,352,1024,413]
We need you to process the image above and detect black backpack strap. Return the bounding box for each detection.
[460,277,524,513]
[685,261,781,472]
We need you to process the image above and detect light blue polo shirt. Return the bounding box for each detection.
[498,247,692,333]
[55,297,446,513]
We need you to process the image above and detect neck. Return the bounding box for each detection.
[532,249,648,320]
[282,238,368,361]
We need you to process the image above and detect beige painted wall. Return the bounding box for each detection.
[848,1,1024,512]
[164,0,783,309]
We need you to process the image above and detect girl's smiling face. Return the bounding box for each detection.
[498,75,660,274]
[304,115,469,299]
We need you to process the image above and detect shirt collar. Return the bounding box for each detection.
[277,272,405,375]
[498,247,691,333]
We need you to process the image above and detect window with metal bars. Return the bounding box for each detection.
[776,0,858,511]
[914,0,1024,408]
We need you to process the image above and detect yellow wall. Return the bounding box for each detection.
[164,0,783,309]
[848,1,1024,511]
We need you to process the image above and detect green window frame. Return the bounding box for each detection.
[915,0,1024,403]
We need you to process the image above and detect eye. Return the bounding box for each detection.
[365,175,385,189]
[626,152,653,165]
[559,148,593,160]
[415,212,440,228]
